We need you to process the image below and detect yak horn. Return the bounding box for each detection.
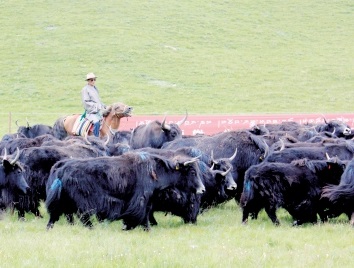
[321,114,328,124]
[10,147,20,165]
[210,150,218,164]
[176,110,188,126]
[331,127,336,135]
[209,163,215,172]
[84,134,92,145]
[104,134,110,146]
[161,116,171,131]
[221,166,232,177]
[15,120,20,127]
[264,140,270,159]
[229,148,238,161]
[325,152,331,160]
[26,117,30,128]
[3,148,8,160]
[279,138,285,151]
[184,155,201,166]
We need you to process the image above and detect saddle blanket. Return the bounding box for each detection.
[72,116,92,137]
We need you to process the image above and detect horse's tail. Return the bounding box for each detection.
[53,116,68,140]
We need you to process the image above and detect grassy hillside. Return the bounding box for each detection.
[1,1,353,135]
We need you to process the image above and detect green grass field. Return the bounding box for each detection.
[0,203,353,267]
[1,1,353,267]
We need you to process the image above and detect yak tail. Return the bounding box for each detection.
[322,184,354,203]
[240,180,254,207]
[45,178,63,212]
[52,117,68,140]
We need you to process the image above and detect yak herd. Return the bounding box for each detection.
[0,116,353,231]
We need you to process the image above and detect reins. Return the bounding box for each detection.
[102,110,124,135]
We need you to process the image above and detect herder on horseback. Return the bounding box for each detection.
[81,73,106,137]
[52,73,133,140]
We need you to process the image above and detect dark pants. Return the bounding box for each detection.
[93,122,100,137]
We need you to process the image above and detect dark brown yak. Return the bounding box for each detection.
[53,102,133,140]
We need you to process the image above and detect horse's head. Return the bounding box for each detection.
[103,102,133,118]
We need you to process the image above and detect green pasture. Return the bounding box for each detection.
[0,1,353,267]
[0,202,353,268]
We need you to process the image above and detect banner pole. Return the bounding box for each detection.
[9,112,12,133]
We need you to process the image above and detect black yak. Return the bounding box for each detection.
[240,157,346,226]
[130,113,187,149]
[45,151,205,230]
[322,158,354,226]
[0,148,30,211]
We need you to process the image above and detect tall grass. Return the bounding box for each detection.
[1,1,353,266]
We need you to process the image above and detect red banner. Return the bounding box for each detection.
[119,113,354,136]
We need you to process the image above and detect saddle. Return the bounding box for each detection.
[72,114,93,137]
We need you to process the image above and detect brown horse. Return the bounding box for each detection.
[53,102,133,140]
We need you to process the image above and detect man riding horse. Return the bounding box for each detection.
[52,73,133,140]
[81,73,106,137]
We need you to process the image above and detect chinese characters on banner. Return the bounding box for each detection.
[120,114,354,136]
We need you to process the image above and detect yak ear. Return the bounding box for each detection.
[175,163,180,170]
[2,159,12,171]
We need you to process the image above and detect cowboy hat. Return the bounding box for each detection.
[86,73,97,80]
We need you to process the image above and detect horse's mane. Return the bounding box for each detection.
[102,106,112,117]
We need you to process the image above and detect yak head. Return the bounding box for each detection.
[210,149,238,192]
[171,155,205,195]
[0,148,29,195]
[317,119,352,138]
[160,112,188,141]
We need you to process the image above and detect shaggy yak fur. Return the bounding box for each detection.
[45,151,205,231]
[3,142,108,219]
[240,157,346,226]
[163,130,268,202]
[322,158,354,226]
[0,149,29,211]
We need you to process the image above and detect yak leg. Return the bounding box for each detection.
[265,205,280,225]
[149,210,158,226]
[123,204,152,231]
[141,202,153,231]
[32,206,43,218]
[33,199,43,218]
[350,212,354,226]
[317,210,329,223]
[250,212,259,220]
[79,213,93,228]
[123,196,153,231]
[122,219,138,231]
[293,200,318,226]
[46,213,61,230]
[293,215,317,226]
[65,213,75,225]
[241,207,250,224]
[17,209,26,221]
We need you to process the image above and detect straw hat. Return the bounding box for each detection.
[86,73,97,80]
